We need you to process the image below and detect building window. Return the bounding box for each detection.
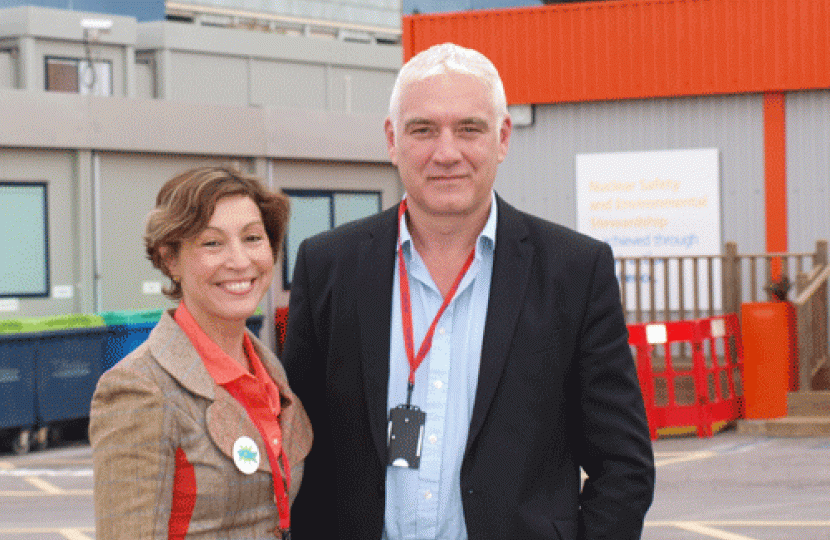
[0,182,49,298]
[283,190,381,288]
[45,56,112,96]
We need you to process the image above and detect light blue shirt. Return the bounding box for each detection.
[383,195,496,540]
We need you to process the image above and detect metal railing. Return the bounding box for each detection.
[165,1,402,44]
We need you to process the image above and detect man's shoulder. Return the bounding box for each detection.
[498,197,606,252]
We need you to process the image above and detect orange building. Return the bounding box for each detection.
[402,0,830,261]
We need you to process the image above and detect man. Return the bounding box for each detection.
[283,43,655,540]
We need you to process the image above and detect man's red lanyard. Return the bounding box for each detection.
[397,199,476,406]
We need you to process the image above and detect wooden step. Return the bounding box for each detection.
[737,416,830,437]
[787,391,830,416]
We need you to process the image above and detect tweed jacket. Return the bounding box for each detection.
[89,311,313,540]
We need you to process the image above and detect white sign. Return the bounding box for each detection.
[52,285,74,299]
[0,298,19,312]
[142,281,162,295]
[576,148,722,311]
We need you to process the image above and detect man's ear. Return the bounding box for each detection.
[384,117,398,166]
[497,114,512,163]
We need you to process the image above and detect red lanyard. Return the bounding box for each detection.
[397,199,476,403]
[222,380,292,536]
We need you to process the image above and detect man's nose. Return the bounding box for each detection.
[432,129,462,164]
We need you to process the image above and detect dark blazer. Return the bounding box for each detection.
[283,196,655,540]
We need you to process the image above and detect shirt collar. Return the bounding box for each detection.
[398,192,497,255]
[173,301,262,385]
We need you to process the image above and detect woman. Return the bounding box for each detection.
[89,165,312,539]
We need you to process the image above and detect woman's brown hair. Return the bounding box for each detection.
[145,165,289,299]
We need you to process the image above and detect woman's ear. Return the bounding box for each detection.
[159,245,178,278]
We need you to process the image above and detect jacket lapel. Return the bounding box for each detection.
[357,206,399,464]
[148,311,276,474]
[465,196,534,455]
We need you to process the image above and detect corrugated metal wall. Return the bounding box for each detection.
[786,90,830,253]
[496,93,766,253]
[404,0,830,105]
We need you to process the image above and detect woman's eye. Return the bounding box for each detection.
[201,240,220,247]
[245,235,263,243]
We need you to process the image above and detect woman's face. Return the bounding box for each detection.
[166,195,274,329]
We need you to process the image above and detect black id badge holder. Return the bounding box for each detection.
[387,405,426,469]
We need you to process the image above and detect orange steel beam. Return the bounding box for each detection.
[764,92,787,279]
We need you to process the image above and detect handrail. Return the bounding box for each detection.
[166,1,402,39]
[793,264,830,305]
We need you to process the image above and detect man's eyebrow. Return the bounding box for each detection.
[403,117,433,129]
[458,117,489,127]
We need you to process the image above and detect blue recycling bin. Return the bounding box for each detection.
[246,312,264,338]
[101,309,164,371]
[0,319,37,434]
[31,314,108,425]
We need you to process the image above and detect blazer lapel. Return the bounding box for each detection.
[357,207,399,464]
[466,196,534,455]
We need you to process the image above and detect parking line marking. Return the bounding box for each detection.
[23,476,65,494]
[0,468,92,477]
[648,520,830,526]
[655,450,716,467]
[59,528,94,540]
[0,489,92,496]
[0,528,95,535]
[671,522,758,540]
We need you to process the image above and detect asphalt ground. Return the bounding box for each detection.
[0,428,828,540]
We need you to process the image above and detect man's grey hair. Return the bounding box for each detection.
[388,42,508,134]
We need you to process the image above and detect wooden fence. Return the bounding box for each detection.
[615,240,829,391]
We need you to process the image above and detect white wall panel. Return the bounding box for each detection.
[786,90,830,254]
[496,94,766,256]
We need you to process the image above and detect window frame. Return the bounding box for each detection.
[0,181,50,298]
[44,55,113,96]
[282,189,382,290]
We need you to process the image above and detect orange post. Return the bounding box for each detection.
[740,302,795,419]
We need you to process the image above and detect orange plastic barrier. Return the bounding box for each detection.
[740,302,796,419]
[628,314,744,439]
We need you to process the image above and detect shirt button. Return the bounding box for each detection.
[438,327,445,335]
[273,438,280,445]
[424,491,433,500]
[433,380,443,389]
[428,434,438,444]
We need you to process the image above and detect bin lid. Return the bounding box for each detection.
[101,309,165,326]
[26,313,106,333]
[0,318,24,334]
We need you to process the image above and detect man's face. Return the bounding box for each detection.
[385,72,511,221]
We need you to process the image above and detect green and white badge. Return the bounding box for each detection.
[233,436,260,475]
